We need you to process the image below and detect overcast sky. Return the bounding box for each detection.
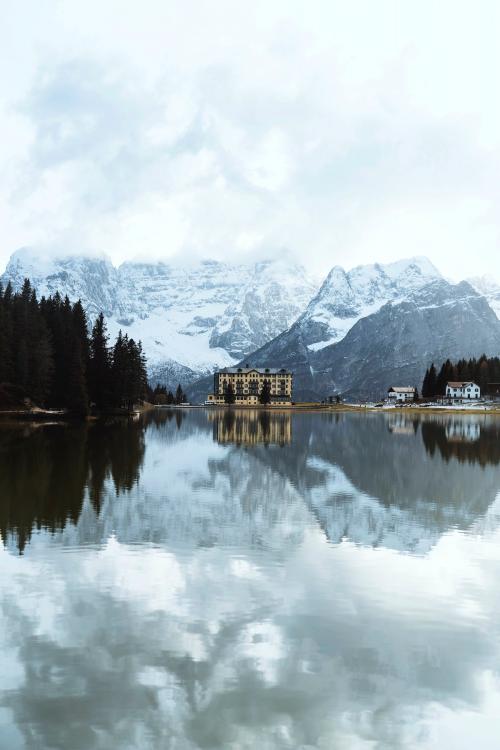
[1,0,500,280]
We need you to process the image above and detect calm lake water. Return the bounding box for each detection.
[1,409,500,749]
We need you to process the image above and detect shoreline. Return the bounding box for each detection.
[2,403,500,421]
[170,403,500,415]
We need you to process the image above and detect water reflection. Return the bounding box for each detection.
[0,419,145,552]
[1,410,500,749]
[1,411,500,555]
[422,416,500,465]
[210,409,292,446]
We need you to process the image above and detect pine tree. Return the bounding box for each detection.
[426,363,437,397]
[422,368,430,398]
[111,330,127,408]
[259,379,271,404]
[66,346,89,416]
[224,382,235,405]
[0,283,14,384]
[175,383,186,405]
[0,277,149,415]
[89,313,111,409]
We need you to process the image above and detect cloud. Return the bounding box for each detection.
[1,0,500,279]
[2,411,500,746]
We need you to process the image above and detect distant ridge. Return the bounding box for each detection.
[1,248,318,388]
[4,248,500,400]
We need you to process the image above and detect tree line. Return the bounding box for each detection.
[148,383,188,405]
[0,278,148,415]
[422,355,500,397]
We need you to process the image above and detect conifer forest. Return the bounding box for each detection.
[0,279,148,415]
[422,356,500,398]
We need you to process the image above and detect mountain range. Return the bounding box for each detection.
[2,249,500,401]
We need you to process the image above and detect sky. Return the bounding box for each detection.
[1,0,500,280]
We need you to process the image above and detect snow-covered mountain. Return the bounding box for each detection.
[298,256,443,351]
[313,278,500,399]
[1,249,318,386]
[467,275,500,320]
[191,275,500,402]
[4,247,499,400]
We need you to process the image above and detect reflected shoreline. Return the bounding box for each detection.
[1,410,499,555]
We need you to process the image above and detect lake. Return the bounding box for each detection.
[1,408,500,749]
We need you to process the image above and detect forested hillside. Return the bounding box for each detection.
[0,279,147,414]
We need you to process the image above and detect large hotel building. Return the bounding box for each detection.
[206,366,293,406]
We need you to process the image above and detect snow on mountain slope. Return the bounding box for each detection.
[1,248,318,384]
[224,275,500,404]
[467,275,500,320]
[313,279,500,400]
[301,256,443,351]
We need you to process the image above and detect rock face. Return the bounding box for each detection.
[298,256,443,351]
[197,277,500,402]
[4,247,500,401]
[467,275,500,320]
[313,279,500,400]
[1,249,318,388]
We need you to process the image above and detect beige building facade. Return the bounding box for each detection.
[206,367,293,406]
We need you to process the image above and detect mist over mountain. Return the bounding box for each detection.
[2,248,318,388]
[3,249,500,401]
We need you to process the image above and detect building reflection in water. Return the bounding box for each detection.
[386,413,419,435]
[2,410,500,556]
[209,408,292,446]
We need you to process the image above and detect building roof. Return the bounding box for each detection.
[218,367,291,375]
[446,381,478,388]
[388,386,416,393]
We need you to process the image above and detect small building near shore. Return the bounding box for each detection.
[387,386,416,403]
[445,381,481,402]
[206,366,293,405]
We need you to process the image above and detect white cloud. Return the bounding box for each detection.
[1,0,500,280]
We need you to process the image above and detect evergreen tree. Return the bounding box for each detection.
[259,379,271,404]
[0,276,156,414]
[110,333,148,410]
[422,368,430,398]
[436,359,455,395]
[427,363,437,397]
[111,330,128,408]
[224,382,235,405]
[0,283,14,384]
[89,313,111,409]
[66,346,89,416]
[175,383,186,404]
[125,338,148,409]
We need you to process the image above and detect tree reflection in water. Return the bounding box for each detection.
[1,410,499,556]
[0,418,146,553]
[421,417,500,465]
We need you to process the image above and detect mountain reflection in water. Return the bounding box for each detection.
[0,410,499,555]
[1,410,500,749]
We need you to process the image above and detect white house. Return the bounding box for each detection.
[387,386,417,403]
[445,381,481,401]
